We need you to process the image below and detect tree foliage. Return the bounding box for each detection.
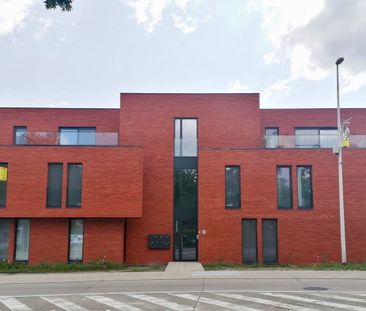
[44,0,73,11]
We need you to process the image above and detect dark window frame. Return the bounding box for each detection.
[174,118,198,157]
[46,163,63,208]
[225,165,241,209]
[14,218,31,263]
[276,165,293,209]
[262,218,278,264]
[66,163,83,208]
[68,218,84,262]
[242,218,257,264]
[297,165,314,209]
[0,163,8,208]
[13,126,27,145]
[59,127,96,145]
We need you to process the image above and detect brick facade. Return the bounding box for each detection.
[0,94,365,264]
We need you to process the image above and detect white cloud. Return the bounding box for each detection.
[172,13,197,34]
[252,0,366,97]
[124,0,205,34]
[33,18,53,41]
[0,0,35,36]
[228,80,250,93]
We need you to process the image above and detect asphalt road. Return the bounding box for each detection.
[1,271,366,310]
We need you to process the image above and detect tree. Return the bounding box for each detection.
[44,0,73,11]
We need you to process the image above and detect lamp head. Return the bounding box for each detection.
[336,57,344,65]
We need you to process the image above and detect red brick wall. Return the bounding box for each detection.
[0,108,120,145]
[120,94,261,264]
[0,146,143,218]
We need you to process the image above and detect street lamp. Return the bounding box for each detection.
[336,56,347,264]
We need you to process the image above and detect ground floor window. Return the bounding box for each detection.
[0,219,10,261]
[15,219,30,262]
[69,219,84,262]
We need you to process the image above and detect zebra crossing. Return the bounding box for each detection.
[1,291,366,310]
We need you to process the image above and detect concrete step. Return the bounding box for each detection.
[164,262,204,274]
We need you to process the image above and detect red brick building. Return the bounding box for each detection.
[0,93,365,265]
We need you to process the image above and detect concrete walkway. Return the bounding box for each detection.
[1,268,366,284]
[164,262,204,274]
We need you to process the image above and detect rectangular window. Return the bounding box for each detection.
[225,166,241,209]
[69,219,84,261]
[265,127,279,148]
[276,166,292,209]
[262,219,278,264]
[14,126,27,145]
[47,163,63,208]
[242,219,257,264]
[174,119,197,157]
[15,219,30,262]
[67,164,83,207]
[60,127,96,145]
[0,219,10,261]
[295,128,337,149]
[297,166,313,209]
[0,163,8,208]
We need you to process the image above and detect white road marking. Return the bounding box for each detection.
[87,295,141,311]
[217,293,319,311]
[128,294,192,311]
[0,298,32,311]
[41,296,88,311]
[264,293,366,311]
[172,293,261,311]
[311,293,366,303]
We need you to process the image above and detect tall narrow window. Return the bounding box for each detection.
[67,164,83,207]
[297,166,313,209]
[0,163,8,208]
[60,127,96,145]
[15,219,30,262]
[265,128,279,148]
[0,219,10,261]
[174,119,197,157]
[276,166,293,209]
[69,219,84,261]
[47,163,63,208]
[225,166,241,209]
[14,126,27,145]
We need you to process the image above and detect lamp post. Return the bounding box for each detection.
[336,56,347,264]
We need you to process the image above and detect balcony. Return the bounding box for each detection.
[264,135,366,149]
[15,132,118,146]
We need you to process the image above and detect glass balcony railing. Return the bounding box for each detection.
[264,135,366,149]
[15,132,118,146]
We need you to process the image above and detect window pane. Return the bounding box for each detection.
[225,166,241,208]
[320,129,338,148]
[277,167,292,208]
[295,129,319,148]
[15,219,30,261]
[67,164,83,207]
[60,129,78,145]
[265,128,278,148]
[174,119,181,156]
[174,169,198,209]
[297,166,313,209]
[182,119,197,156]
[69,219,84,261]
[0,219,10,261]
[0,164,8,207]
[78,128,96,145]
[47,164,63,207]
[14,127,27,145]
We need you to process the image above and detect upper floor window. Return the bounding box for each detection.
[174,119,197,157]
[67,163,83,207]
[297,166,313,209]
[60,127,96,145]
[295,128,337,149]
[276,166,293,209]
[14,126,27,145]
[265,128,279,148]
[47,163,63,208]
[0,163,8,208]
[225,166,241,209]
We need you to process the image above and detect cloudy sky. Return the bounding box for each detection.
[0,0,365,108]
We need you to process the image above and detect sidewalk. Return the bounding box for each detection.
[1,267,366,284]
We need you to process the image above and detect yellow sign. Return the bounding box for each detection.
[342,137,350,148]
[0,167,7,182]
